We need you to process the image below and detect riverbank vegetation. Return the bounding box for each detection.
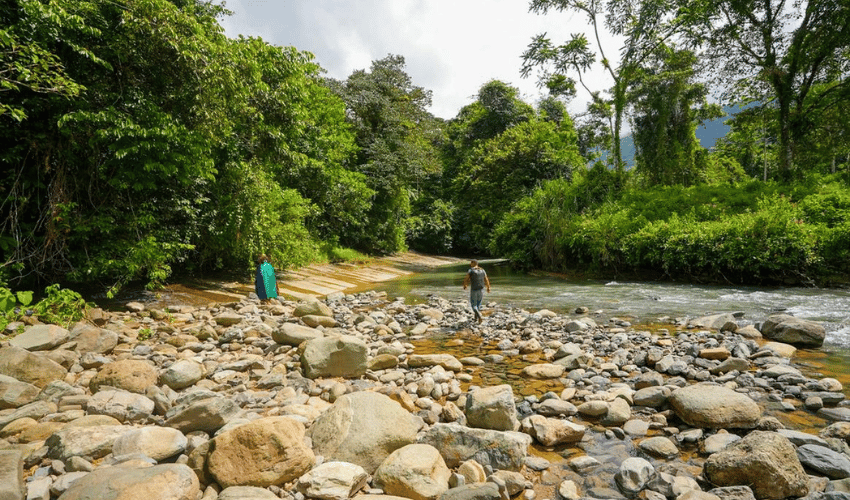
[2,0,848,294]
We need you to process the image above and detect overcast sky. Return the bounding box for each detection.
[218,1,619,120]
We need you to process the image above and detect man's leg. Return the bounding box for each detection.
[470,289,483,322]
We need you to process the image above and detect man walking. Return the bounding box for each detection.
[463,260,491,323]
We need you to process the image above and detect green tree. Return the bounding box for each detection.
[0,0,366,293]
[684,0,850,178]
[630,47,722,185]
[442,80,535,184]
[452,115,583,253]
[522,0,679,170]
[0,0,94,121]
[329,54,442,254]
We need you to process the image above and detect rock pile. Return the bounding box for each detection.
[1,291,849,500]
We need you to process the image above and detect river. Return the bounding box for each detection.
[357,259,850,392]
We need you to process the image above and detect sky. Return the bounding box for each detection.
[217,0,619,120]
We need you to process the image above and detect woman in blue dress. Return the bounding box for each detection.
[255,254,280,302]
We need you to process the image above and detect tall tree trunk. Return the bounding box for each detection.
[612,80,625,171]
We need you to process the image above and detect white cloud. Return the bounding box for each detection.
[218,0,619,120]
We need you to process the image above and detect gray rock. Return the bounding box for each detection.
[407,354,464,372]
[0,400,57,430]
[273,323,324,346]
[702,432,741,455]
[601,397,631,426]
[633,386,669,408]
[86,389,155,423]
[219,486,280,500]
[69,324,118,354]
[296,461,369,500]
[9,324,69,351]
[704,431,809,500]
[536,398,577,417]
[707,485,756,500]
[777,429,830,447]
[112,426,187,462]
[309,391,418,474]
[301,335,368,379]
[465,385,520,431]
[0,346,67,388]
[760,314,826,347]
[521,415,585,446]
[159,359,205,390]
[710,357,750,375]
[164,395,240,434]
[46,425,128,461]
[615,457,655,497]
[418,423,531,471]
[669,383,761,429]
[0,449,24,500]
[819,408,850,422]
[437,482,501,500]
[796,444,850,479]
[0,374,40,410]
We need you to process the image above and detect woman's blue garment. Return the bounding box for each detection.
[255,262,278,299]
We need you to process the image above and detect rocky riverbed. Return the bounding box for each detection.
[1,289,850,500]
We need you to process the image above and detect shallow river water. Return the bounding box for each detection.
[359,260,850,398]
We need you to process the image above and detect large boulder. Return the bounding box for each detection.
[464,385,520,431]
[219,486,279,500]
[407,354,463,372]
[293,299,333,318]
[760,314,826,348]
[0,450,23,500]
[521,415,585,446]
[300,335,368,379]
[46,425,128,461]
[164,395,240,434]
[615,457,655,497]
[89,359,158,394]
[86,389,155,423]
[373,444,451,500]
[669,384,761,429]
[57,464,200,500]
[689,313,739,331]
[795,444,850,479]
[417,423,530,471]
[112,426,187,462]
[0,374,40,409]
[309,391,418,474]
[0,346,67,388]
[207,416,315,488]
[296,461,369,500]
[69,324,119,354]
[9,324,69,351]
[273,323,324,346]
[159,359,206,390]
[704,431,809,500]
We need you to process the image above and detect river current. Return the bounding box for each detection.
[359,260,850,382]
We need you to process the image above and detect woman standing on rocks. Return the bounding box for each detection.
[255,254,280,302]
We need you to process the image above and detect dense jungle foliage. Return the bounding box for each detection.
[1,0,849,294]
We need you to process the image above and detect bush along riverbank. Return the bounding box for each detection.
[492,174,850,287]
[1,291,849,500]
